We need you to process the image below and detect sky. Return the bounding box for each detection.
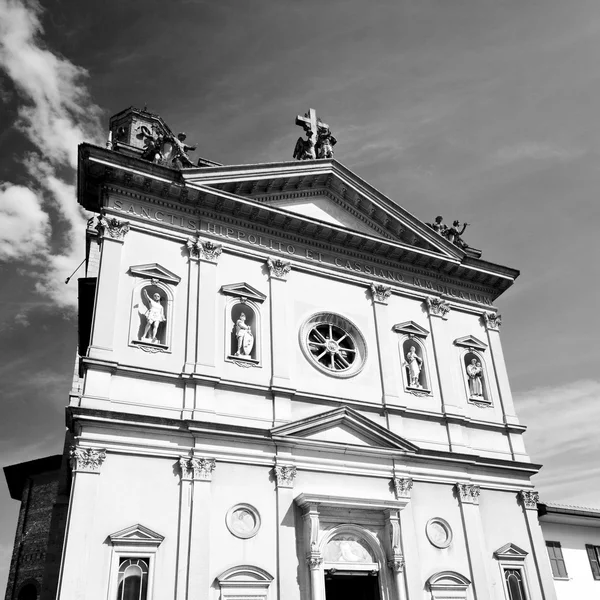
[0,0,599,590]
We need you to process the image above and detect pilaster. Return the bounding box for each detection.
[194,239,223,376]
[369,283,402,408]
[183,237,200,374]
[425,297,469,452]
[454,483,491,600]
[267,257,295,421]
[274,463,299,600]
[185,456,216,600]
[519,491,557,600]
[384,502,409,600]
[87,216,129,360]
[302,502,323,600]
[56,446,107,600]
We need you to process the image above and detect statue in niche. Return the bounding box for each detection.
[466,358,483,397]
[404,345,423,388]
[171,132,197,169]
[234,312,254,357]
[139,288,166,343]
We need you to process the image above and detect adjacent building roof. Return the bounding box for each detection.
[4,455,63,500]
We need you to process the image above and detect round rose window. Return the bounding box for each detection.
[300,313,367,378]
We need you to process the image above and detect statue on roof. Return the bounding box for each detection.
[171,132,197,169]
[427,216,470,250]
[136,125,165,163]
[294,108,336,160]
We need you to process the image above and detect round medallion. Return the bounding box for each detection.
[300,313,367,378]
[426,518,452,549]
[226,503,261,539]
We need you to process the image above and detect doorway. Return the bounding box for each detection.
[325,572,380,600]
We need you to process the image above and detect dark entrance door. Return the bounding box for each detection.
[325,573,380,600]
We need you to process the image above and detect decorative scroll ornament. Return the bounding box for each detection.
[455,483,481,505]
[274,465,297,488]
[370,283,392,304]
[392,477,413,500]
[426,296,451,318]
[483,312,502,331]
[387,556,405,572]
[190,457,216,481]
[97,216,130,240]
[267,257,292,279]
[179,457,216,481]
[519,490,539,510]
[69,446,106,473]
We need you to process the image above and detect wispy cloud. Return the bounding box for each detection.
[0,0,103,309]
[515,379,600,507]
[492,142,584,166]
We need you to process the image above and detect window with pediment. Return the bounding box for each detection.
[494,543,532,600]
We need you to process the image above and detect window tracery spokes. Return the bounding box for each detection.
[308,323,357,372]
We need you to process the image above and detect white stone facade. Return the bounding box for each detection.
[52,135,560,600]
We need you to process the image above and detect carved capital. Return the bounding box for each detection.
[483,312,502,331]
[426,296,451,318]
[274,465,297,488]
[519,490,539,510]
[97,216,130,240]
[178,456,194,481]
[267,257,292,280]
[392,477,413,500]
[190,457,216,481]
[370,283,392,304]
[387,556,405,572]
[306,554,323,569]
[455,483,481,505]
[69,446,106,474]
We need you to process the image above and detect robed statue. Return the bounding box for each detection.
[234,312,254,357]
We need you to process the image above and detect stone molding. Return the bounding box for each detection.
[425,296,451,318]
[455,483,480,505]
[370,283,392,304]
[483,312,502,331]
[69,446,106,474]
[179,456,216,482]
[306,554,323,569]
[97,216,130,240]
[274,464,297,488]
[519,490,539,510]
[392,477,413,500]
[186,237,223,262]
[266,257,292,280]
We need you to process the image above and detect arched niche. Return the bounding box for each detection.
[226,299,261,366]
[216,565,273,600]
[129,280,174,352]
[401,338,430,393]
[17,582,38,600]
[462,350,491,406]
[426,571,471,599]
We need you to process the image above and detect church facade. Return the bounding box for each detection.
[5,107,560,600]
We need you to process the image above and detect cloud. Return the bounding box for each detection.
[0,0,104,309]
[515,379,600,507]
[493,142,584,166]
[13,311,30,327]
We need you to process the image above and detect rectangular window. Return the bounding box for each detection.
[586,545,600,580]
[546,541,568,578]
[504,569,527,600]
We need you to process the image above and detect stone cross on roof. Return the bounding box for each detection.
[295,108,330,137]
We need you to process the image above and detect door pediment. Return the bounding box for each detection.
[270,406,419,452]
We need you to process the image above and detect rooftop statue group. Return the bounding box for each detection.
[293,108,337,160]
[136,125,197,169]
[427,216,470,250]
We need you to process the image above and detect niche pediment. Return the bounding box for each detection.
[221,282,267,303]
[108,523,164,547]
[494,543,528,560]
[453,335,487,351]
[271,406,419,452]
[392,321,429,338]
[128,263,181,285]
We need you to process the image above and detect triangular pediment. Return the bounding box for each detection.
[392,321,430,338]
[271,406,419,452]
[221,282,266,303]
[494,543,528,559]
[182,160,466,260]
[129,263,181,285]
[454,335,487,351]
[109,523,165,547]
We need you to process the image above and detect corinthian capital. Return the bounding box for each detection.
[97,216,130,240]
[425,296,450,318]
[455,483,481,505]
[69,446,107,474]
[190,457,216,481]
[370,283,392,304]
[266,257,292,280]
[483,312,502,331]
[392,477,413,500]
[274,465,297,488]
[519,490,539,510]
[186,237,223,262]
